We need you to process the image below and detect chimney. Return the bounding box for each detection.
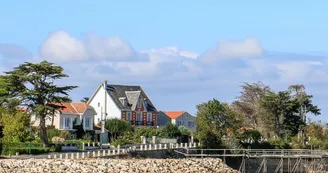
[104,80,108,86]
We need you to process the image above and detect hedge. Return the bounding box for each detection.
[1,141,56,155]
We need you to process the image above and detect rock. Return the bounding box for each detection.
[0,158,239,173]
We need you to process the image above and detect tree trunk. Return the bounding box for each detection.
[39,116,49,147]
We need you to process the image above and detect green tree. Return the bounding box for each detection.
[105,118,133,141]
[2,61,77,146]
[0,109,30,142]
[80,97,90,103]
[196,99,242,148]
[160,123,181,138]
[178,126,193,136]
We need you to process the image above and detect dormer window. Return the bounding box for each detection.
[119,97,127,106]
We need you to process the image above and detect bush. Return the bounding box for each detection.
[47,128,61,141]
[111,139,134,147]
[268,138,291,149]
[60,131,71,139]
[1,140,51,155]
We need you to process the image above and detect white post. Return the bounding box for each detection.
[82,143,85,151]
[59,154,63,159]
[76,152,80,159]
[88,142,90,147]
[145,145,148,150]
[180,143,183,148]
[140,145,144,151]
[54,154,57,159]
[71,153,74,159]
[198,142,201,147]
[103,150,106,156]
[184,143,188,148]
[117,145,120,149]
[189,143,192,148]
[122,149,126,154]
[159,144,162,150]
[149,144,152,150]
[154,144,157,150]
[113,150,116,155]
[48,155,51,159]
[108,150,111,155]
[193,143,196,148]
[118,149,121,154]
[97,151,101,157]
[82,152,85,159]
[92,151,96,157]
[87,151,90,158]
[191,136,194,143]
[176,143,179,148]
[164,144,167,149]
[93,142,95,147]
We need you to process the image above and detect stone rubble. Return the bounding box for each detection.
[0,158,239,173]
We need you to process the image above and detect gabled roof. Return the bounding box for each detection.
[53,102,91,114]
[165,111,186,119]
[106,84,157,111]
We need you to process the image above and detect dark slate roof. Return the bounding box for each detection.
[106,84,157,112]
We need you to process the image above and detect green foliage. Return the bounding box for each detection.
[239,129,262,142]
[1,61,77,146]
[0,110,30,142]
[196,99,242,148]
[46,126,61,140]
[178,126,193,136]
[1,140,50,155]
[105,118,133,141]
[59,131,71,139]
[160,124,181,138]
[267,138,291,149]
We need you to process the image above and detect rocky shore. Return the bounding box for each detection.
[0,158,239,173]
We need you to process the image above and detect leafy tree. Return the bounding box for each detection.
[0,109,30,142]
[105,118,133,141]
[178,126,193,136]
[2,61,77,146]
[196,99,242,148]
[80,97,90,103]
[160,123,181,138]
[232,82,271,135]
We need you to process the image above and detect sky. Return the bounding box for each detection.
[0,1,328,121]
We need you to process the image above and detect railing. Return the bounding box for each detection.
[176,148,328,158]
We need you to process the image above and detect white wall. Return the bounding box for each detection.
[58,113,79,130]
[82,108,95,130]
[89,85,121,125]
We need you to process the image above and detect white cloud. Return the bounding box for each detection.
[39,31,148,62]
[39,31,87,62]
[199,37,264,64]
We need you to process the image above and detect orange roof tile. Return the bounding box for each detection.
[52,102,90,114]
[165,111,185,119]
[70,103,89,113]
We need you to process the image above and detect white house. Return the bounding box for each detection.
[88,81,158,127]
[30,102,96,131]
[165,111,196,132]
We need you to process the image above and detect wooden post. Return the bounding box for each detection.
[71,153,74,159]
[82,152,85,159]
[76,152,79,159]
[65,153,68,159]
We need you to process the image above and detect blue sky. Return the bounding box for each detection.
[0,1,328,121]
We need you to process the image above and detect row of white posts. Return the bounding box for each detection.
[48,142,200,159]
[48,149,127,159]
[138,142,200,151]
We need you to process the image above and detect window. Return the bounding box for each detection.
[137,99,142,108]
[137,112,142,121]
[177,120,183,126]
[64,117,71,129]
[188,121,194,128]
[147,113,152,121]
[126,112,132,121]
[85,118,91,128]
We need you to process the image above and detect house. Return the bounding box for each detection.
[166,111,196,132]
[88,81,158,127]
[157,111,171,127]
[30,102,96,131]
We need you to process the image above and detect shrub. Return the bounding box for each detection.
[51,136,65,144]
[111,139,134,147]
[47,128,61,141]
[60,131,71,139]
[1,140,50,155]
[268,138,291,149]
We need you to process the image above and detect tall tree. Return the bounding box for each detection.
[3,61,77,146]
[232,82,271,136]
[288,84,320,143]
[81,97,90,103]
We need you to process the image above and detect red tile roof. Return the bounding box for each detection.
[165,111,185,119]
[52,102,90,114]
